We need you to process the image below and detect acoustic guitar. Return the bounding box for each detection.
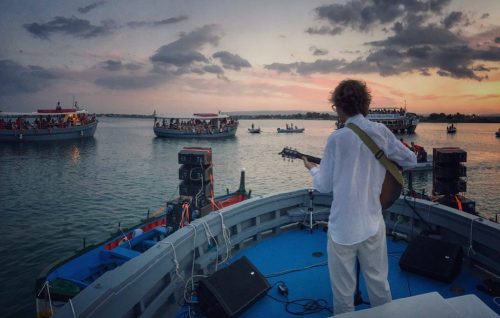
[278,147,403,209]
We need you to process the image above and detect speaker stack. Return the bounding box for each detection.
[166,148,214,231]
[432,147,476,214]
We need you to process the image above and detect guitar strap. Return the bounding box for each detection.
[346,123,404,186]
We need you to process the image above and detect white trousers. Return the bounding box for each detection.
[327,220,392,315]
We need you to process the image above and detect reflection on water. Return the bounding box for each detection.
[0,118,498,317]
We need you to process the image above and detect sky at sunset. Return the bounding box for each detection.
[0,0,499,115]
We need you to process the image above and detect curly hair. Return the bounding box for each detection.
[330,79,371,116]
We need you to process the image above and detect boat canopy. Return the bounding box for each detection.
[0,109,89,118]
[155,113,231,120]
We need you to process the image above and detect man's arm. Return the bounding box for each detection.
[383,127,417,169]
[304,137,334,193]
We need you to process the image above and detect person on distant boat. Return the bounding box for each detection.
[303,79,416,315]
[400,138,410,149]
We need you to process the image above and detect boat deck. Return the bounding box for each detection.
[200,229,499,317]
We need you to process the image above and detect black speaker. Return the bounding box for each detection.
[433,148,467,163]
[399,236,463,283]
[197,256,271,318]
[433,178,467,194]
[433,163,466,179]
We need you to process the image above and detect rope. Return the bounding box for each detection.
[200,219,220,270]
[159,241,185,283]
[216,212,232,264]
[185,224,198,292]
[36,281,54,316]
[69,298,76,318]
[467,217,482,256]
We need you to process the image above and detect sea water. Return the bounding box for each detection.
[0,118,498,317]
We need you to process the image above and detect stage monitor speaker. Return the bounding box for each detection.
[433,178,467,194]
[433,163,466,179]
[197,256,271,318]
[399,235,463,283]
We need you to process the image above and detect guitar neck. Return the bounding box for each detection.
[302,154,321,165]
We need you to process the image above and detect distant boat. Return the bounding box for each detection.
[248,127,261,134]
[495,130,500,137]
[153,113,238,138]
[277,127,304,133]
[0,105,97,142]
[447,123,457,134]
[367,107,419,134]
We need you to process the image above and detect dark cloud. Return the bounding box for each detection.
[370,22,461,47]
[127,15,188,28]
[78,1,105,14]
[495,37,500,44]
[212,51,251,70]
[305,26,342,36]
[0,60,58,95]
[94,74,166,90]
[310,0,451,33]
[24,16,115,39]
[480,13,489,19]
[150,25,221,71]
[100,60,142,71]
[265,59,346,75]
[310,46,328,56]
[442,11,470,29]
[203,65,224,74]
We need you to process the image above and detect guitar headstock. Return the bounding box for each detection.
[279,147,303,161]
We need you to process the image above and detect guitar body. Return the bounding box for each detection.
[279,147,403,210]
[381,170,403,209]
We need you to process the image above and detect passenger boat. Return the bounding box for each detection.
[496,130,500,137]
[367,107,419,134]
[0,105,97,142]
[35,169,250,318]
[277,127,305,133]
[47,185,500,318]
[153,113,238,138]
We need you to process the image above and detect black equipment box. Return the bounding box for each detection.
[433,148,467,163]
[399,235,463,283]
[438,195,476,215]
[179,165,213,182]
[433,164,466,179]
[433,178,467,194]
[178,147,212,165]
[179,181,212,197]
[197,256,271,318]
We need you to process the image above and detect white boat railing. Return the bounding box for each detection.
[52,189,500,318]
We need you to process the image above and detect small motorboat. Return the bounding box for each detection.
[447,123,457,134]
[248,124,261,134]
[495,130,500,137]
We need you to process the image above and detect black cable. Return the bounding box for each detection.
[266,294,333,315]
[403,194,436,235]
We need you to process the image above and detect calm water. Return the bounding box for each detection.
[0,118,499,317]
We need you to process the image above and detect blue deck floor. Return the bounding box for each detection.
[228,229,500,317]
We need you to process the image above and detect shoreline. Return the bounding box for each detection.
[96,113,500,123]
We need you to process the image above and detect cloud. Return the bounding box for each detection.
[94,74,167,90]
[442,11,469,29]
[310,0,451,33]
[24,16,115,39]
[100,60,143,71]
[212,51,251,70]
[127,15,188,28]
[150,25,221,70]
[0,60,59,95]
[496,37,500,44]
[203,65,224,74]
[78,1,105,14]
[309,46,328,56]
[305,26,342,36]
[265,59,346,75]
[480,13,489,19]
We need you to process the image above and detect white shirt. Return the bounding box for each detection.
[310,114,417,245]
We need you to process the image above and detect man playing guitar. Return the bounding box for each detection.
[303,80,416,315]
